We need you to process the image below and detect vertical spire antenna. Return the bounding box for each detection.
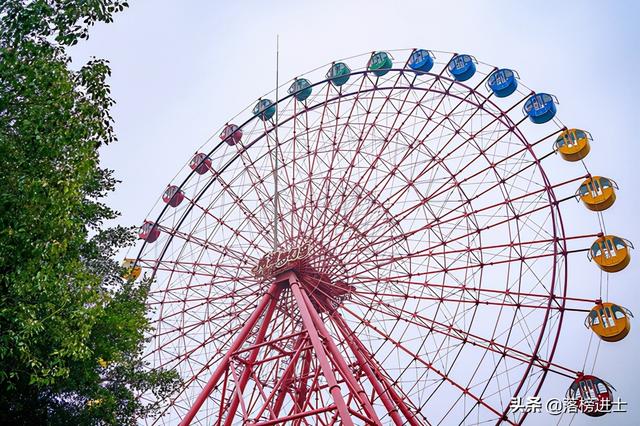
[273,35,280,250]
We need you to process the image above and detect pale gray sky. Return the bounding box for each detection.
[71,1,639,424]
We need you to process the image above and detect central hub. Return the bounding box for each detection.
[252,243,353,312]
[251,243,311,279]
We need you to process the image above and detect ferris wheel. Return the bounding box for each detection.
[128,49,633,425]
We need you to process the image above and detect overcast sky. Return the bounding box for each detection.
[70,1,639,424]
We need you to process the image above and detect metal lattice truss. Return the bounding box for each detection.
[135,50,605,425]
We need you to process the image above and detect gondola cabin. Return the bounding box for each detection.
[487,69,518,98]
[524,93,557,124]
[589,235,633,273]
[190,153,212,175]
[576,176,617,211]
[163,185,185,207]
[368,51,393,77]
[87,399,103,407]
[555,129,592,161]
[121,258,141,280]
[139,221,160,243]
[326,62,351,87]
[567,375,614,417]
[220,124,242,145]
[447,54,476,81]
[408,49,434,73]
[253,99,275,121]
[585,302,633,342]
[288,78,312,102]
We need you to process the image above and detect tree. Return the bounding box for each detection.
[0,1,179,424]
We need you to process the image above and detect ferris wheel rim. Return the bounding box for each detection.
[131,49,613,425]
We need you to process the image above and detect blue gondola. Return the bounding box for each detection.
[326,62,351,87]
[448,54,476,81]
[253,99,275,121]
[408,49,435,73]
[288,78,312,102]
[523,93,558,124]
[487,69,518,98]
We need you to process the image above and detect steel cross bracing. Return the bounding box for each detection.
[135,49,619,425]
[180,272,422,426]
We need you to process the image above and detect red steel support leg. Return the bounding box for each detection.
[299,290,382,425]
[332,312,421,426]
[270,337,307,417]
[292,343,313,417]
[223,287,283,426]
[332,316,404,426]
[181,281,282,426]
[247,336,308,422]
[288,274,355,426]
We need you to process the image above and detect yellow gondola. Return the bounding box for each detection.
[576,176,617,211]
[588,235,633,272]
[585,302,633,342]
[121,258,141,280]
[554,128,591,161]
[87,398,103,407]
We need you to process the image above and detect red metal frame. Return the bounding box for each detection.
[134,50,614,425]
[181,271,426,425]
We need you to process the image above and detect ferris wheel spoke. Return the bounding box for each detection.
[213,173,276,247]
[146,280,272,369]
[303,84,387,240]
[341,175,584,277]
[346,293,578,391]
[295,80,347,240]
[315,73,462,251]
[324,120,528,262]
[353,287,587,312]
[265,120,299,247]
[329,311,427,426]
[348,250,564,285]
[330,93,540,255]
[310,73,379,224]
[340,233,593,275]
[147,301,254,369]
[302,82,524,251]
[184,190,271,254]
[154,224,253,265]
[144,266,256,287]
[352,129,556,258]
[310,69,435,246]
[340,303,515,423]
[358,277,595,310]
[134,50,615,425]
[350,284,583,373]
[296,86,442,250]
[344,293,482,406]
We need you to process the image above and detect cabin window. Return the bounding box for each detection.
[494,71,507,85]
[596,382,608,395]
[601,178,613,188]
[613,237,626,250]
[612,305,626,319]
[579,184,589,196]
[531,96,543,110]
